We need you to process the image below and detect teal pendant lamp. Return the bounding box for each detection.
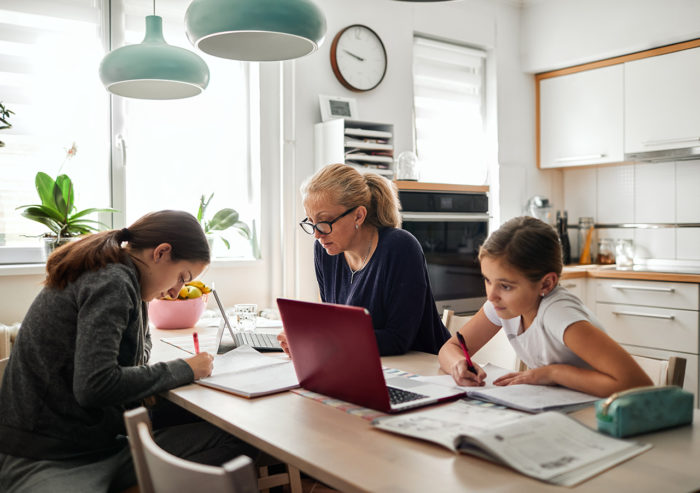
[185,0,326,61]
[99,6,210,99]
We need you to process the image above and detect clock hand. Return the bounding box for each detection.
[343,49,365,62]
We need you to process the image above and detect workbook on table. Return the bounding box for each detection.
[196,345,299,398]
[372,400,651,486]
[416,363,599,413]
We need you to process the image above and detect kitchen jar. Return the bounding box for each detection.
[577,217,596,264]
[596,238,615,265]
[615,239,634,269]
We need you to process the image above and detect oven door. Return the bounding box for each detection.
[401,212,488,315]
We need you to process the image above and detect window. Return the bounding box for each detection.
[0,0,259,263]
[412,36,486,185]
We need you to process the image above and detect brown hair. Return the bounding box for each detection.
[45,210,210,289]
[301,164,401,228]
[478,216,563,282]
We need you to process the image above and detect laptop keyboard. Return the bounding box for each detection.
[232,332,281,351]
[387,386,428,405]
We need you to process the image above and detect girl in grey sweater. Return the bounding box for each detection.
[0,210,255,492]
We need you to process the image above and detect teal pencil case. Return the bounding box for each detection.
[595,385,694,438]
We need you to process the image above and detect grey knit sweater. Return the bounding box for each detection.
[0,259,193,460]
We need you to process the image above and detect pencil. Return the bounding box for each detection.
[456,332,476,374]
[193,332,200,354]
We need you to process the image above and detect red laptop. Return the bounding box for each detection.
[276,298,464,413]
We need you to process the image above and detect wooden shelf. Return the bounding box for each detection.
[393,181,489,193]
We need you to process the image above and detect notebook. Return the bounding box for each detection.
[276,298,465,413]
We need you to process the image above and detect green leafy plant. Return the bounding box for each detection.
[16,172,117,240]
[0,102,14,147]
[197,193,251,250]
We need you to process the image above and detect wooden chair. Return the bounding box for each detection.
[0,357,8,388]
[123,407,258,493]
[442,309,520,371]
[631,354,686,387]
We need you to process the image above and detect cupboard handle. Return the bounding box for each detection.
[612,310,675,320]
[610,284,675,293]
[562,283,578,289]
[642,136,700,147]
[554,153,605,163]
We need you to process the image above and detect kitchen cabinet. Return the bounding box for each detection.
[625,46,700,155]
[560,277,587,306]
[593,278,699,406]
[538,64,624,168]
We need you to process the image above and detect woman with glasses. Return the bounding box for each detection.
[278,163,450,356]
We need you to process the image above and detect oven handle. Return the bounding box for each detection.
[401,212,490,222]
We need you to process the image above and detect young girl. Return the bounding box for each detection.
[0,210,255,493]
[438,216,652,397]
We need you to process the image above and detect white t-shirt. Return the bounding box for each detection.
[483,285,604,370]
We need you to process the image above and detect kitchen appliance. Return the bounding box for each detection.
[399,190,489,315]
[525,196,554,225]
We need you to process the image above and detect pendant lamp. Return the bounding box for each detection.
[99,8,210,99]
[185,0,326,61]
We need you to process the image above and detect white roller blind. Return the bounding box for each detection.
[413,36,486,185]
[0,0,110,246]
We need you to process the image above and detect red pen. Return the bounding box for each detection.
[193,332,200,354]
[456,332,476,374]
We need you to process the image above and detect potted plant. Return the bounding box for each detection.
[197,193,251,250]
[16,170,117,257]
[0,101,14,147]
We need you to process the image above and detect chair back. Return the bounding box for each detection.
[0,357,8,389]
[442,309,520,371]
[124,407,257,493]
[631,354,686,387]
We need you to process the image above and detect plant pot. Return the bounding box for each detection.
[41,236,76,261]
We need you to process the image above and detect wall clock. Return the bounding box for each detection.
[330,25,387,92]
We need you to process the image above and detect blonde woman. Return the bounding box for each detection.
[278,164,450,356]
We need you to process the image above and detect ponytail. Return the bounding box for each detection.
[45,210,210,289]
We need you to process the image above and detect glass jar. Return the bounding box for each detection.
[615,239,634,269]
[596,238,615,265]
[395,151,420,181]
[577,217,596,264]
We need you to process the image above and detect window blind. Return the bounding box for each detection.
[413,36,487,185]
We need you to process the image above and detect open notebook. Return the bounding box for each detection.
[416,363,599,413]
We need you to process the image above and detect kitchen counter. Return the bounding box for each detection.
[562,265,700,283]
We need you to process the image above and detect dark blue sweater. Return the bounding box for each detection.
[315,227,449,355]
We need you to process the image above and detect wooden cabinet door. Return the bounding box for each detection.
[625,46,700,154]
[539,64,624,168]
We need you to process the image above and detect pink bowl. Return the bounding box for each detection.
[148,294,208,330]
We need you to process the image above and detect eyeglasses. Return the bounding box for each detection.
[299,207,356,235]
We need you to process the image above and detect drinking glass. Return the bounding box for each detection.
[615,239,634,269]
[234,303,257,332]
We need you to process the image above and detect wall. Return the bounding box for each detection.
[523,0,700,262]
[289,0,559,302]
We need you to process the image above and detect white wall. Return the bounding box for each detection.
[521,0,700,73]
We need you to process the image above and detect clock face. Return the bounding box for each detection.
[331,25,387,92]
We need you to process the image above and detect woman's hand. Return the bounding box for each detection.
[185,352,215,380]
[449,359,486,387]
[277,331,291,357]
[493,366,556,387]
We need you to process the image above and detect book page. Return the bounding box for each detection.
[373,400,527,452]
[459,411,651,486]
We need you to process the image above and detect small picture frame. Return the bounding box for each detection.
[319,94,358,122]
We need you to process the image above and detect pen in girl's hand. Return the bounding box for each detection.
[456,332,476,374]
[193,332,200,354]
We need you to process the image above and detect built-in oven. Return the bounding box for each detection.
[399,189,489,315]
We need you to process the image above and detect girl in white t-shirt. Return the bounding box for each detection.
[438,216,652,397]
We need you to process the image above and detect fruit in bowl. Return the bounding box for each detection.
[148,280,211,330]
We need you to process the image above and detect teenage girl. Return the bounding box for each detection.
[438,216,652,397]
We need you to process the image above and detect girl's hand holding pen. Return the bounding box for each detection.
[449,358,486,387]
[185,353,214,380]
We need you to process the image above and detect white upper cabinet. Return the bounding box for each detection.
[539,64,624,168]
[625,47,700,154]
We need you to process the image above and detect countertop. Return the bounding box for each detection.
[562,264,700,283]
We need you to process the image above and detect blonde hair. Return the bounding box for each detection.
[478,216,563,282]
[302,164,401,228]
